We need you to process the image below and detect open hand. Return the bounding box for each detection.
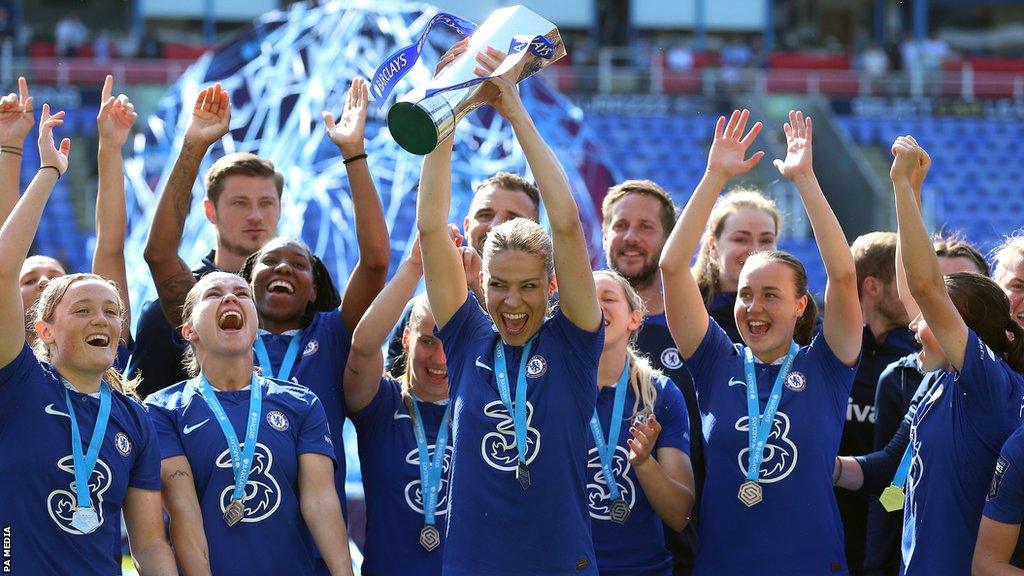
[323,77,368,158]
[185,84,230,147]
[627,413,661,468]
[38,103,71,175]
[773,110,814,181]
[97,75,138,147]
[0,77,34,147]
[706,109,764,179]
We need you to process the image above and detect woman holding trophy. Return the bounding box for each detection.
[415,42,604,576]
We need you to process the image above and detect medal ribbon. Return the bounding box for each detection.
[589,363,631,501]
[493,336,537,467]
[408,396,452,527]
[369,12,478,103]
[889,440,915,492]
[63,381,112,511]
[253,329,304,381]
[742,342,799,483]
[198,373,262,503]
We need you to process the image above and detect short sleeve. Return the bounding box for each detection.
[143,397,185,460]
[0,344,40,395]
[653,376,690,455]
[544,308,604,397]
[683,318,736,398]
[298,394,338,462]
[984,429,1024,525]
[128,401,162,490]
[803,329,859,418]
[956,330,1023,416]
[349,378,396,440]
[437,294,495,397]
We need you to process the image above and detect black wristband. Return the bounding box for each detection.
[39,165,62,178]
[343,153,367,165]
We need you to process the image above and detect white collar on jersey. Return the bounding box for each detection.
[62,378,101,398]
[258,328,302,337]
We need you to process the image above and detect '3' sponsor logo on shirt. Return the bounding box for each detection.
[480,400,541,471]
[214,442,281,522]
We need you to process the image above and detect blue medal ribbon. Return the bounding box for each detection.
[253,329,304,381]
[63,381,112,512]
[369,12,478,104]
[493,336,537,467]
[890,443,914,491]
[197,373,262,504]
[742,342,799,483]
[407,395,452,527]
[589,363,631,501]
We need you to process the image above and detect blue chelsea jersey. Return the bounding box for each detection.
[685,319,857,576]
[351,377,452,576]
[0,344,161,575]
[437,295,604,576]
[589,372,690,576]
[901,330,1024,576]
[145,376,336,575]
[255,309,351,516]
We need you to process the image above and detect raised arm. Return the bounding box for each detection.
[894,146,931,322]
[772,111,861,366]
[0,104,68,368]
[417,43,472,330]
[159,457,212,576]
[143,85,230,328]
[93,75,138,344]
[345,237,423,413]
[477,47,599,331]
[661,109,764,358]
[323,77,389,334]
[0,77,34,222]
[891,136,968,370]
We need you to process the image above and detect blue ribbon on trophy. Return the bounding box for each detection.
[370,5,567,155]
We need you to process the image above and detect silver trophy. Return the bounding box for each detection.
[386,6,566,155]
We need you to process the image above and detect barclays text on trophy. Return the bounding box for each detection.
[370,5,566,155]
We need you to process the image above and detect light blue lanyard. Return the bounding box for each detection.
[742,343,799,482]
[891,443,914,490]
[589,363,631,500]
[253,329,304,381]
[493,337,537,466]
[198,373,262,502]
[63,381,111,511]
[408,396,452,527]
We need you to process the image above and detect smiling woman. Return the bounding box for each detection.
[660,109,861,575]
[145,271,355,576]
[0,103,177,574]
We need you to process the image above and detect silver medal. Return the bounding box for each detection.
[738,480,763,507]
[609,498,631,524]
[516,461,531,491]
[419,524,440,551]
[223,498,246,526]
[71,506,100,534]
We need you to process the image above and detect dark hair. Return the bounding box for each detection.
[204,152,285,206]
[474,172,541,219]
[933,232,989,276]
[601,179,677,239]
[743,250,818,346]
[238,238,341,328]
[945,272,1024,374]
[851,231,897,296]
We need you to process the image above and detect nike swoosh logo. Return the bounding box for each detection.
[393,409,412,421]
[183,419,210,435]
[728,378,746,388]
[44,403,70,418]
[475,356,492,372]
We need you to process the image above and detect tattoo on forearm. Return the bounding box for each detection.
[168,469,190,479]
[155,270,197,325]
